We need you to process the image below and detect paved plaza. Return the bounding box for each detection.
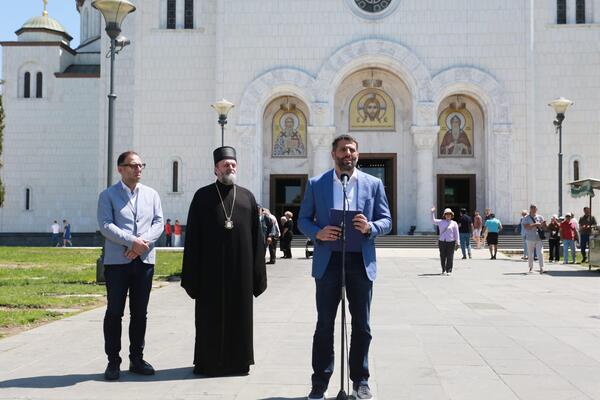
[0,248,599,400]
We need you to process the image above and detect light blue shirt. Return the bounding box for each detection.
[485,218,502,233]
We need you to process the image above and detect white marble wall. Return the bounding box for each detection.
[1,0,600,232]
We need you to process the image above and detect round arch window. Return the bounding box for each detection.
[346,0,399,19]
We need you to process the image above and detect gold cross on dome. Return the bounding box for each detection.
[43,0,48,16]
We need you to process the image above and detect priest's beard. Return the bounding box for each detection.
[218,172,237,186]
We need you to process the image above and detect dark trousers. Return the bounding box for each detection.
[312,252,372,390]
[281,236,292,258]
[438,240,456,272]
[581,233,590,259]
[549,238,561,261]
[165,234,172,247]
[268,238,277,262]
[104,258,154,364]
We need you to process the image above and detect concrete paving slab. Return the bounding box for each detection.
[0,248,599,399]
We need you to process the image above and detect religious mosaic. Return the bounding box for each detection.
[272,107,307,158]
[349,88,395,131]
[438,105,474,157]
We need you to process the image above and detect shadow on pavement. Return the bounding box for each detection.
[544,269,600,277]
[0,367,214,388]
[258,398,306,400]
[418,273,444,277]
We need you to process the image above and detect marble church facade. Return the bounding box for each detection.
[1,0,599,234]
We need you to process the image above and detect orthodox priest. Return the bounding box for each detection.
[181,146,267,376]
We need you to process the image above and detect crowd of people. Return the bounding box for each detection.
[432,204,596,276]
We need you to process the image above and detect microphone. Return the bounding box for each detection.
[340,173,350,189]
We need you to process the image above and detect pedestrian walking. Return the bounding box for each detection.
[62,219,72,247]
[523,204,545,273]
[431,207,460,276]
[578,207,597,263]
[458,208,473,259]
[264,209,279,264]
[484,213,502,260]
[547,215,560,263]
[281,211,294,259]
[51,220,61,247]
[517,210,529,260]
[560,213,578,264]
[472,211,483,249]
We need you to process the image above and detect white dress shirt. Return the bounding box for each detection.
[121,181,140,212]
[333,169,358,211]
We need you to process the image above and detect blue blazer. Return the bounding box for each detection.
[97,182,164,265]
[298,169,392,281]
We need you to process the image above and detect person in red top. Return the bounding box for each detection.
[174,219,182,247]
[165,219,173,247]
[560,214,578,264]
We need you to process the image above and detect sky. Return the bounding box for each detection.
[0,0,81,81]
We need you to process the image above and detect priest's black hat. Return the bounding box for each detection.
[213,146,237,165]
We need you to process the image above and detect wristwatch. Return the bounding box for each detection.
[364,225,372,237]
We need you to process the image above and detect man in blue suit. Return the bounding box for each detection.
[97,151,164,380]
[299,135,392,400]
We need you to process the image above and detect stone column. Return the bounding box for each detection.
[309,103,336,176]
[491,124,512,222]
[412,126,439,232]
[308,126,336,176]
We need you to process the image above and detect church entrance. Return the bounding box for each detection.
[437,174,476,218]
[357,154,396,234]
[269,175,308,234]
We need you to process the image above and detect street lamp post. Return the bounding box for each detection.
[92,0,136,188]
[211,99,235,146]
[93,0,136,282]
[549,97,574,218]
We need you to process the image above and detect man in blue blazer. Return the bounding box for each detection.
[299,135,391,400]
[97,151,164,380]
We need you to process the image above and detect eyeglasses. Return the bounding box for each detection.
[120,163,146,170]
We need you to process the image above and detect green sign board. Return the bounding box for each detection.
[570,181,595,198]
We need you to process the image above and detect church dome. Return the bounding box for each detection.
[15,7,73,43]
[20,15,68,35]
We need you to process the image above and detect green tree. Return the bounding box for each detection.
[0,94,4,206]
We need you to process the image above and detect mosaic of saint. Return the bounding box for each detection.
[349,89,395,131]
[438,106,474,157]
[272,108,307,158]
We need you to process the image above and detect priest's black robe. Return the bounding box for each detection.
[181,181,267,376]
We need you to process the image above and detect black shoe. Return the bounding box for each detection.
[104,362,120,380]
[307,386,327,400]
[266,260,275,264]
[582,258,587,263]
[462,256,467,259]
[352,384,374,399]
[534,257,538,261]
[129,359,155,375]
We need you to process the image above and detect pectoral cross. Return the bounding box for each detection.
[43,0,48,16]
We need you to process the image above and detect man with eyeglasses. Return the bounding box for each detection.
[97,151,164,380]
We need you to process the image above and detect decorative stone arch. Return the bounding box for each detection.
[237,68,316,126]
[314,39,433,124]
[431,67,511,127]
[431,66,513,221]
[235,68,316,201]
